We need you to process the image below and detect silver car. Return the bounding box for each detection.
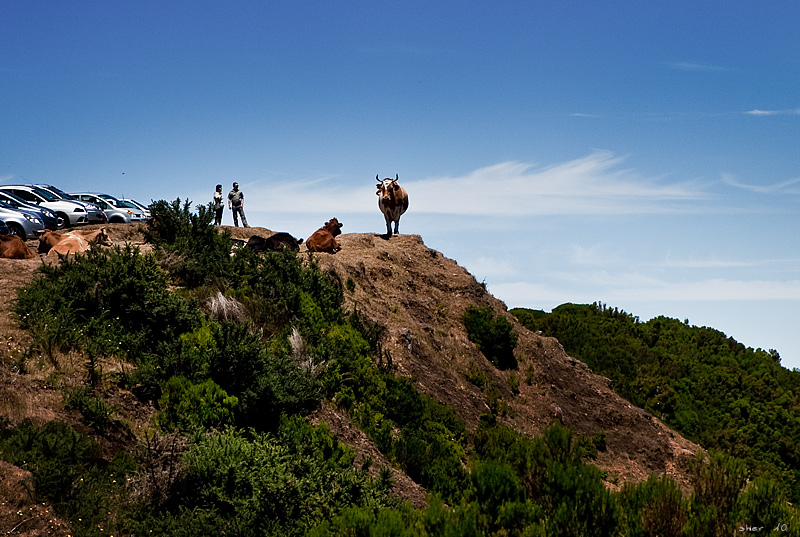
[0,202,45,238]
[34,184,108,225]
[72,192,145,223]
[0,190,60,230]
[0,185,88,228]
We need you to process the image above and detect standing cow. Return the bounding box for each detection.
[376,174,409,237]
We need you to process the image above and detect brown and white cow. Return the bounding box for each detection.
[0,235,36,259]
[38,228,112,256]
[71,227,113,246]
[376,174,409,237]
[305,218,343,253]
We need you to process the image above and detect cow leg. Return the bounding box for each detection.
[393,218,400,235]
[384,214,393,237]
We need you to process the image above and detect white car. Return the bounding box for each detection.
[72,192,146,223]
[120,198,152,220]
[0,185,88,229]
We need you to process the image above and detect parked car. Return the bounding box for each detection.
[0,190,60,230]
[71,192,145,223]
[34,184,108,225]
[0,185,88,228]
[0,202,45,238]
[120,198,152,220]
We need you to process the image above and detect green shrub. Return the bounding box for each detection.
[14,245,201,361]
[144,198,238,288]
[64,387,114,434]
[462,306,518,369]
[156,376,238,433]
[736,477,799,534]
[620,474,689,537]
[169,422,389,536]
[0,419,135,535]
[471,460,524,507]
[308,504,423,537]
[687,450,747,537]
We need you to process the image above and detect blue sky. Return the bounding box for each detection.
[2,1,799,369]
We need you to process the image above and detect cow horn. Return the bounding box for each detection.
[376,174,380,181]
[395,174,399,181]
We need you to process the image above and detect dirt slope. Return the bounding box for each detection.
[307,232,701,491]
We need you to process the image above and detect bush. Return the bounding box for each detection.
[736,477,798,536]
[167,422,390,536]
[620,474,689,537]
[64,387,114,434]
[462,306,518,369]
[0,419,135,535]
[687,450,748,537]
[156,376,238,433]
[144,198,238,288]
[14,245,201,361]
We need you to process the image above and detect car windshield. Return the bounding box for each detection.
[116,200,138,209]
[89,198,110,210]
[99,194,122,205]
[0,191,30,206]
[44,185,79,200]
[126,199,148,211]
[31,187,60,202]
[0,194,23,209]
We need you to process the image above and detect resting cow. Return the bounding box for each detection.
[245,232,304,253]
[376,174,409,237]
[305,218,343,253]
[38,228,112,256]
[0,235,36,259]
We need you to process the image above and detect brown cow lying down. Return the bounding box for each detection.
[38,228,113,256]
[0,235,36,259]
[305,218,343,253]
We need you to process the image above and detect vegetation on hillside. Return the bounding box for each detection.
[512,302,800,504]
[1,202,797,535]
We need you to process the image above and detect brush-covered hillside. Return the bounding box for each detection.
[0,200,797,536]
[511,303,800,504]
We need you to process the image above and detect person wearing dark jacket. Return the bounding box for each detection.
[228,182,248,227]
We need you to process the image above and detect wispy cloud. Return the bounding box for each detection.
[722,173,800,195]
[745,108,800,116]
[395,152,709,216]
[491,277,800,306]
[667,61,727,72]
[244,152,711,218]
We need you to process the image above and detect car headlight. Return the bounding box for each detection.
[74,207,86,212]
[23,214,42,225]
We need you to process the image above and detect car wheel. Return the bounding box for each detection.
[56,212,68,229]
[7,223,25,238]
[110,216,125,223]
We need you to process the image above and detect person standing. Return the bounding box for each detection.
[212,184,224,225]
[228,181,248,227]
